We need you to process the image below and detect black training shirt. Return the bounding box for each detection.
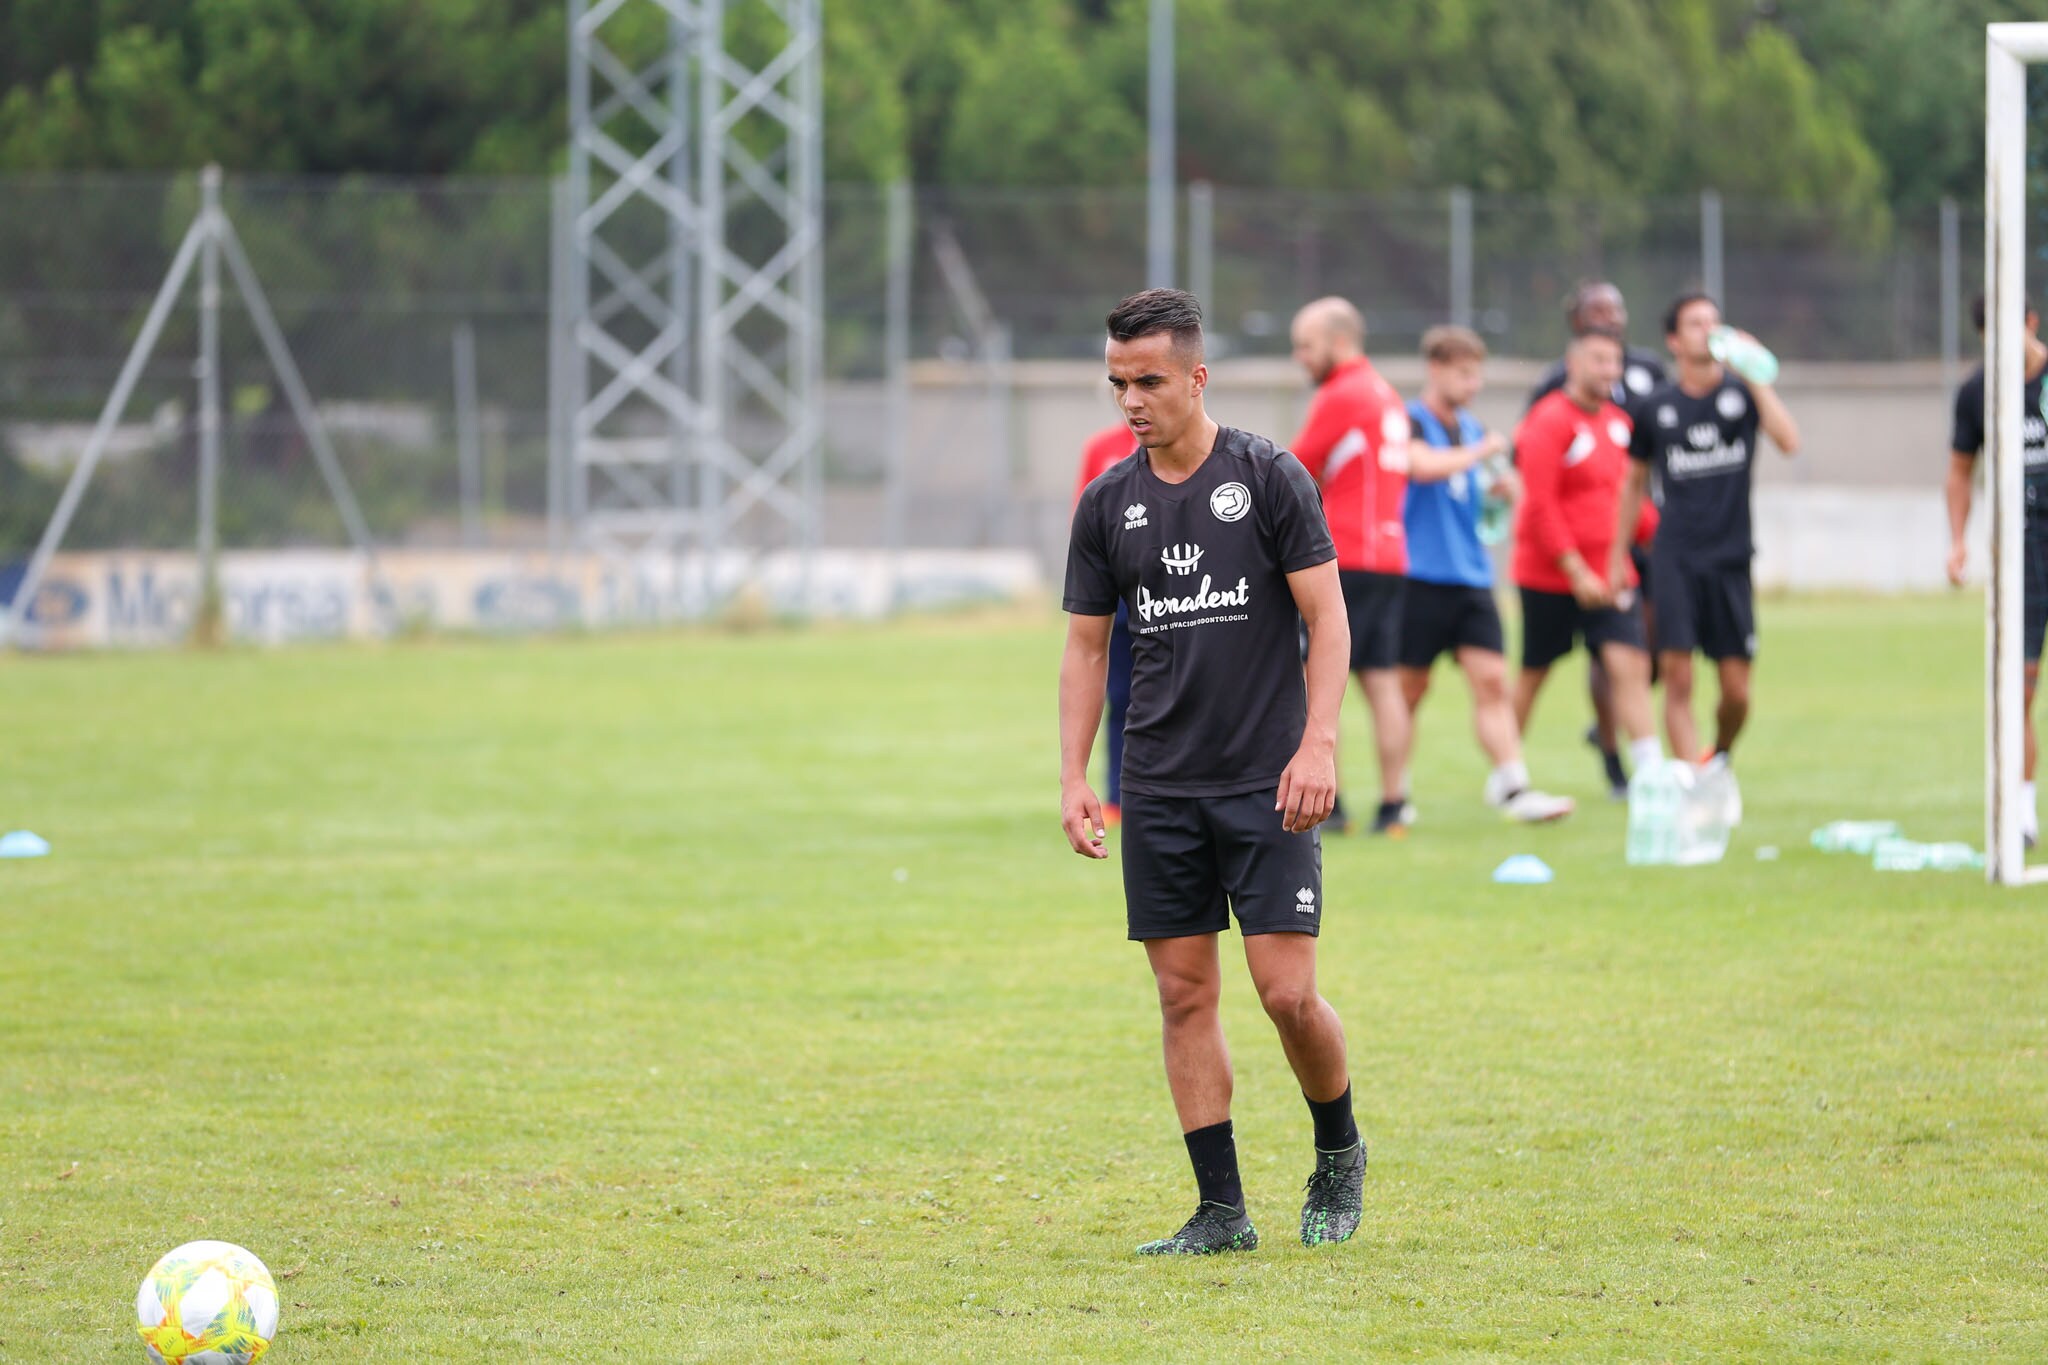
[1064,425,1336,797]
[1951,363,2048,536]
[1629,372,1764,566]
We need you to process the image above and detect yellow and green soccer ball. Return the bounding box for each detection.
[135,1240,279,1364]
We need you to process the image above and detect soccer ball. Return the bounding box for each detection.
[135,1240,279,1364]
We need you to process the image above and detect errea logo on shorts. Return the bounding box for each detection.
[1123,502,1149,530]
[1295,886,1316,914]
[1160,543,1205,575]
[1210,482,1251,522]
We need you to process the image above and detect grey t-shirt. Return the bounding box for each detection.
[1063,425,1336,798]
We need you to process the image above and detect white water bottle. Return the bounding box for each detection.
[1626,759,1688,865]
[1709,326,1779,385]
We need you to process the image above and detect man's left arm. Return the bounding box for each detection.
[1280,560,1347,833]
[1751,381,1801,457]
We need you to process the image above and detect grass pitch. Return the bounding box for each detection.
[2,595,2044,1360]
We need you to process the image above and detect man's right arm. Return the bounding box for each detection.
[1612,462,1652,590]
[1947,452,1978,587]
[1058,613,1114,858]
[1408,429,1506,483]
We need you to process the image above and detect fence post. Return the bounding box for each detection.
[883,180,913,600]
[1449,186,1473,329]
[453,322,483,546]
[1188,180,1214,320]
[1701,188,1724,303]
[197,166,224,636]
[1941,196,1961,395]
[1147,0,1176,288]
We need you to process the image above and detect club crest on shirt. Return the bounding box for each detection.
[1210,482,1251,522]
[1657,404,1678,428]
[1607,419,1631,447]
[1626,365,1656,395]
[1717,387,1748,421]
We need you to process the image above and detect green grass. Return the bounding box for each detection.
[2,596,2044,1360]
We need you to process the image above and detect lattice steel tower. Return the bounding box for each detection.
[558,0,823,608]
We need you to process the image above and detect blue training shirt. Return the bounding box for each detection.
[1403,400,1494,589]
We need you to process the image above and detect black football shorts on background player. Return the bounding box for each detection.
[1121,789,1324,940]
[1518,586,1646,670]
[1339,569,1405,672]
[1398,580,1505,669]
[1652,558,1756,661]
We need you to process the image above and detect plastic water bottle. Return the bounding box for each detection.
[1626,759,1688,865]
[1680,761,1737,865]
[1709,325,1779,386]
[1477,453,1513,546]
[1810,820,1900,854]
[1872,838,1985,872]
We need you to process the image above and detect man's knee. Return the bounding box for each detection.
[1719,667,1753,711]
[1658,652,1693,697]
[1155,966,1220,1027]
[1255,973,1319,1032]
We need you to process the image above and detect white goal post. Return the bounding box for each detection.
[1985,25,2048,885]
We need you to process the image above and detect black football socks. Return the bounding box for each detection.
[1182,1119,1245,1211]
[1305,1084,1360,1153]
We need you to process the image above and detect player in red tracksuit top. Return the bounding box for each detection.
[1075,424,1140,823]
[1289,297,1414,835]
[1509,327,1662,774]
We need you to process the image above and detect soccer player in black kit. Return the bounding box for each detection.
[1946,293,2048,846]
[1059,289,1365,1256]
[1614,293,1800,775]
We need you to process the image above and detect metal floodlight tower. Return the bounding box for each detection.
[561,0,823,608]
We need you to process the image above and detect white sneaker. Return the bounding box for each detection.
[1500,788,1575,823]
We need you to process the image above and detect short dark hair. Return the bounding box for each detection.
[1106,288,1204,361]
[1566,280,1623,327]
[1663,292,1719,337]
[1972,292,2040,333]
[1571,323,1626,351]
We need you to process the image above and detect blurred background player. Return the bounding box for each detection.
[1526,282,1667,799]
[1615,294,1800,799]
[1945,293,2047,846]
[1511,328,1662,774]
[1399,326,1574,823]
[1075,421,1139,826]
[1289,296,1414,835]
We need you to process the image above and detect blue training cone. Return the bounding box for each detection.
[1492,853,1553,885]
[0,830,51,858]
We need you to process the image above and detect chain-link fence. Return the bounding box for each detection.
[0,172,1999,587]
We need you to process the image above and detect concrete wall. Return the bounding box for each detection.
[857,356,1979,592]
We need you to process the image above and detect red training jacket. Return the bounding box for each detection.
[1511,390,1657,595]
[1290,356,1411,575]
[1073,424,1137,509]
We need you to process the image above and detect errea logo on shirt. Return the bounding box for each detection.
[1295,886,1316,913]
[1123,502,1149,530]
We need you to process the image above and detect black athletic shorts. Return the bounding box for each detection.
[1121,787,1323,941]
[1398,580,1504,669]
[1652,557,1756,661]
[1519,586,1646,670]
[1340,569,1404,671]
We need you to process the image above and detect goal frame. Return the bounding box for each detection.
[1985,25,2048,884]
